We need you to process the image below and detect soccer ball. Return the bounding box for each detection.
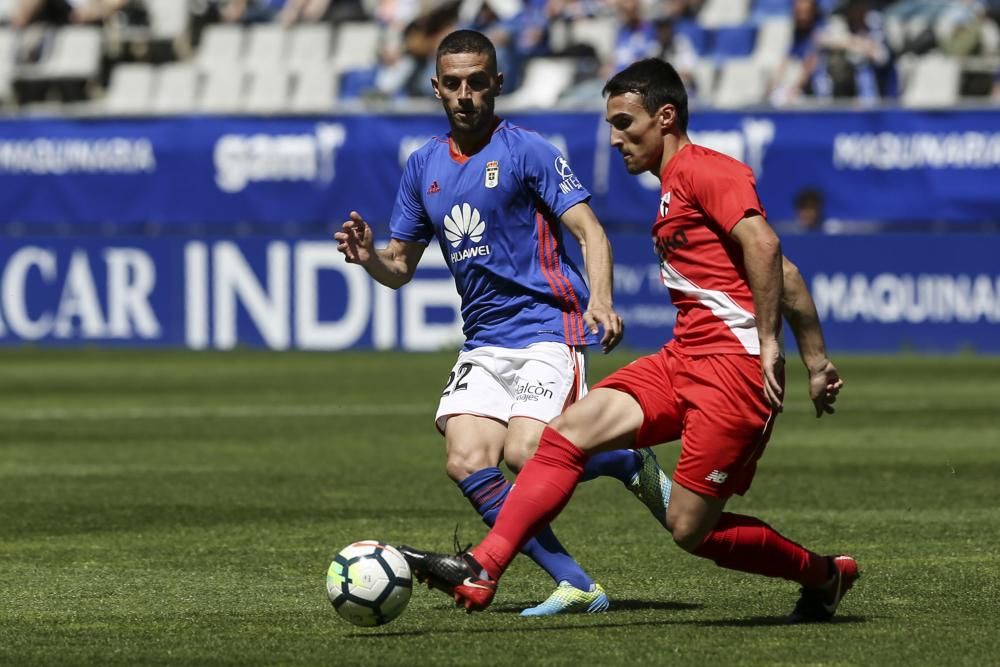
[326,541,412,627]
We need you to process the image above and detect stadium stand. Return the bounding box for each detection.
[0,0,996,112]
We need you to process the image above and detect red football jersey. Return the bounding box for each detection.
[653,143,767,356]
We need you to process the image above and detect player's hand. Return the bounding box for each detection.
[807,358,843,418]
[759,337,784,411]
[334,212,375,265]
[584,301,624,353]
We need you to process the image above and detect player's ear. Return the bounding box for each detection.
[431,76,442,100]
[659,104,676,132]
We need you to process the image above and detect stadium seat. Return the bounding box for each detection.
[902,54,960,108]
[714,58,767,108]
[199,64,245,113]
[102,62,156,115]
[698,0,750,28]
[979,18,1000,55]
[500,57,575,110]
[751,0,792,21]
[290,65,338,113]
[330,21,380,73]
[569,16,619,66]
[752,17,791,68]
[195,24,245,72]
[883,14,907,54]
[151,62,199,114]
[674,19,708,55]
[146,0,191,43]
[709,25,758,62]
[245,68,292,114]
[766,57,802,106]
[691,60,717,104]
[0,27,13,104]
[17,25,102,81]
[245,24,289,72]
[287,24,333,74]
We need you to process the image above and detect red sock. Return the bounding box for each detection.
[471,427,587,580]
[694,512,830,587]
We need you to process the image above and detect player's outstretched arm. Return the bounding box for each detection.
[731,214,784,410]
[559,202,624,353]
[334,211,425,290]
[781,256,844,418]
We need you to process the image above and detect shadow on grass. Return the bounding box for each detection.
[348,617,679,638]
[491,599,703,614]
[347,612,867,638]
[694,614,867,628]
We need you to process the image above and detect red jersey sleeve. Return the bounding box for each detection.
[686,154,766,233]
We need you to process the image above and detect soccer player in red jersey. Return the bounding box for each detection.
[399,58,857,623]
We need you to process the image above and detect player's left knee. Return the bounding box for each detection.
[670,517,711,553]
[503,439,536,473]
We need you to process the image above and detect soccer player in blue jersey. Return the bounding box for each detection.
[334,30,672,616]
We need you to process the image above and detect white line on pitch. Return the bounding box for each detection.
[0,404,433,421]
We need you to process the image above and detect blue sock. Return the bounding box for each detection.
[458,467,593,590]
[580,449,641,484]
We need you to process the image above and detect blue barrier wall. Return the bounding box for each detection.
[1,109,999,227]
[1,234,997,352]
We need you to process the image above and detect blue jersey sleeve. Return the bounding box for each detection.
[388,151,433,244]
[516,132,591,218]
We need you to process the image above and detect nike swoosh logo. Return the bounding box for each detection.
[462,577,492,591]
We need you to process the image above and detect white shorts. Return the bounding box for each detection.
[434,342,588,434]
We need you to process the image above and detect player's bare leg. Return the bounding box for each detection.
[668,483,859,623]
[444,414,608,615]
[503,417,609,616]
[402,389,644,611]
[443,415,506,484]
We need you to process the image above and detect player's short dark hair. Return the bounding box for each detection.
[436,30,498,76]
[603,59,689,132]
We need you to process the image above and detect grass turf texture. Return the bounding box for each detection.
[1,349,998,666]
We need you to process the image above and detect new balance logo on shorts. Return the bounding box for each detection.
[705,470,729,484]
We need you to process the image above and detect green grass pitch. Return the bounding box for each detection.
[1,349,998,665]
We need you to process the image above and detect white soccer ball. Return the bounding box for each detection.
[326,541,412,627]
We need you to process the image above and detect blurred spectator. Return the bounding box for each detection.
[653,15,698,95]
[817,0,893,103]
[371,1,459,99]
[611,0,659,73]
[278,0,366,25]
[659,0,704,22]
[793,187,827,233]
[458,0,523,88]
[10,0,129,27]
[935,0,988,55]
[373,0,421,29]
[217,0,285,23]
[546,0,605,21]
[770,0,828,105]
[510,0,550,60]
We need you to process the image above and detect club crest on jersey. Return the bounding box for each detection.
[659,192,672,218]
[484,161,500,188]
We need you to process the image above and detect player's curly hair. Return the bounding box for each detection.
[603,59,689,132]
[436,30,498,76]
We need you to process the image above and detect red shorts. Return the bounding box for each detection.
[594,343,779,498]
